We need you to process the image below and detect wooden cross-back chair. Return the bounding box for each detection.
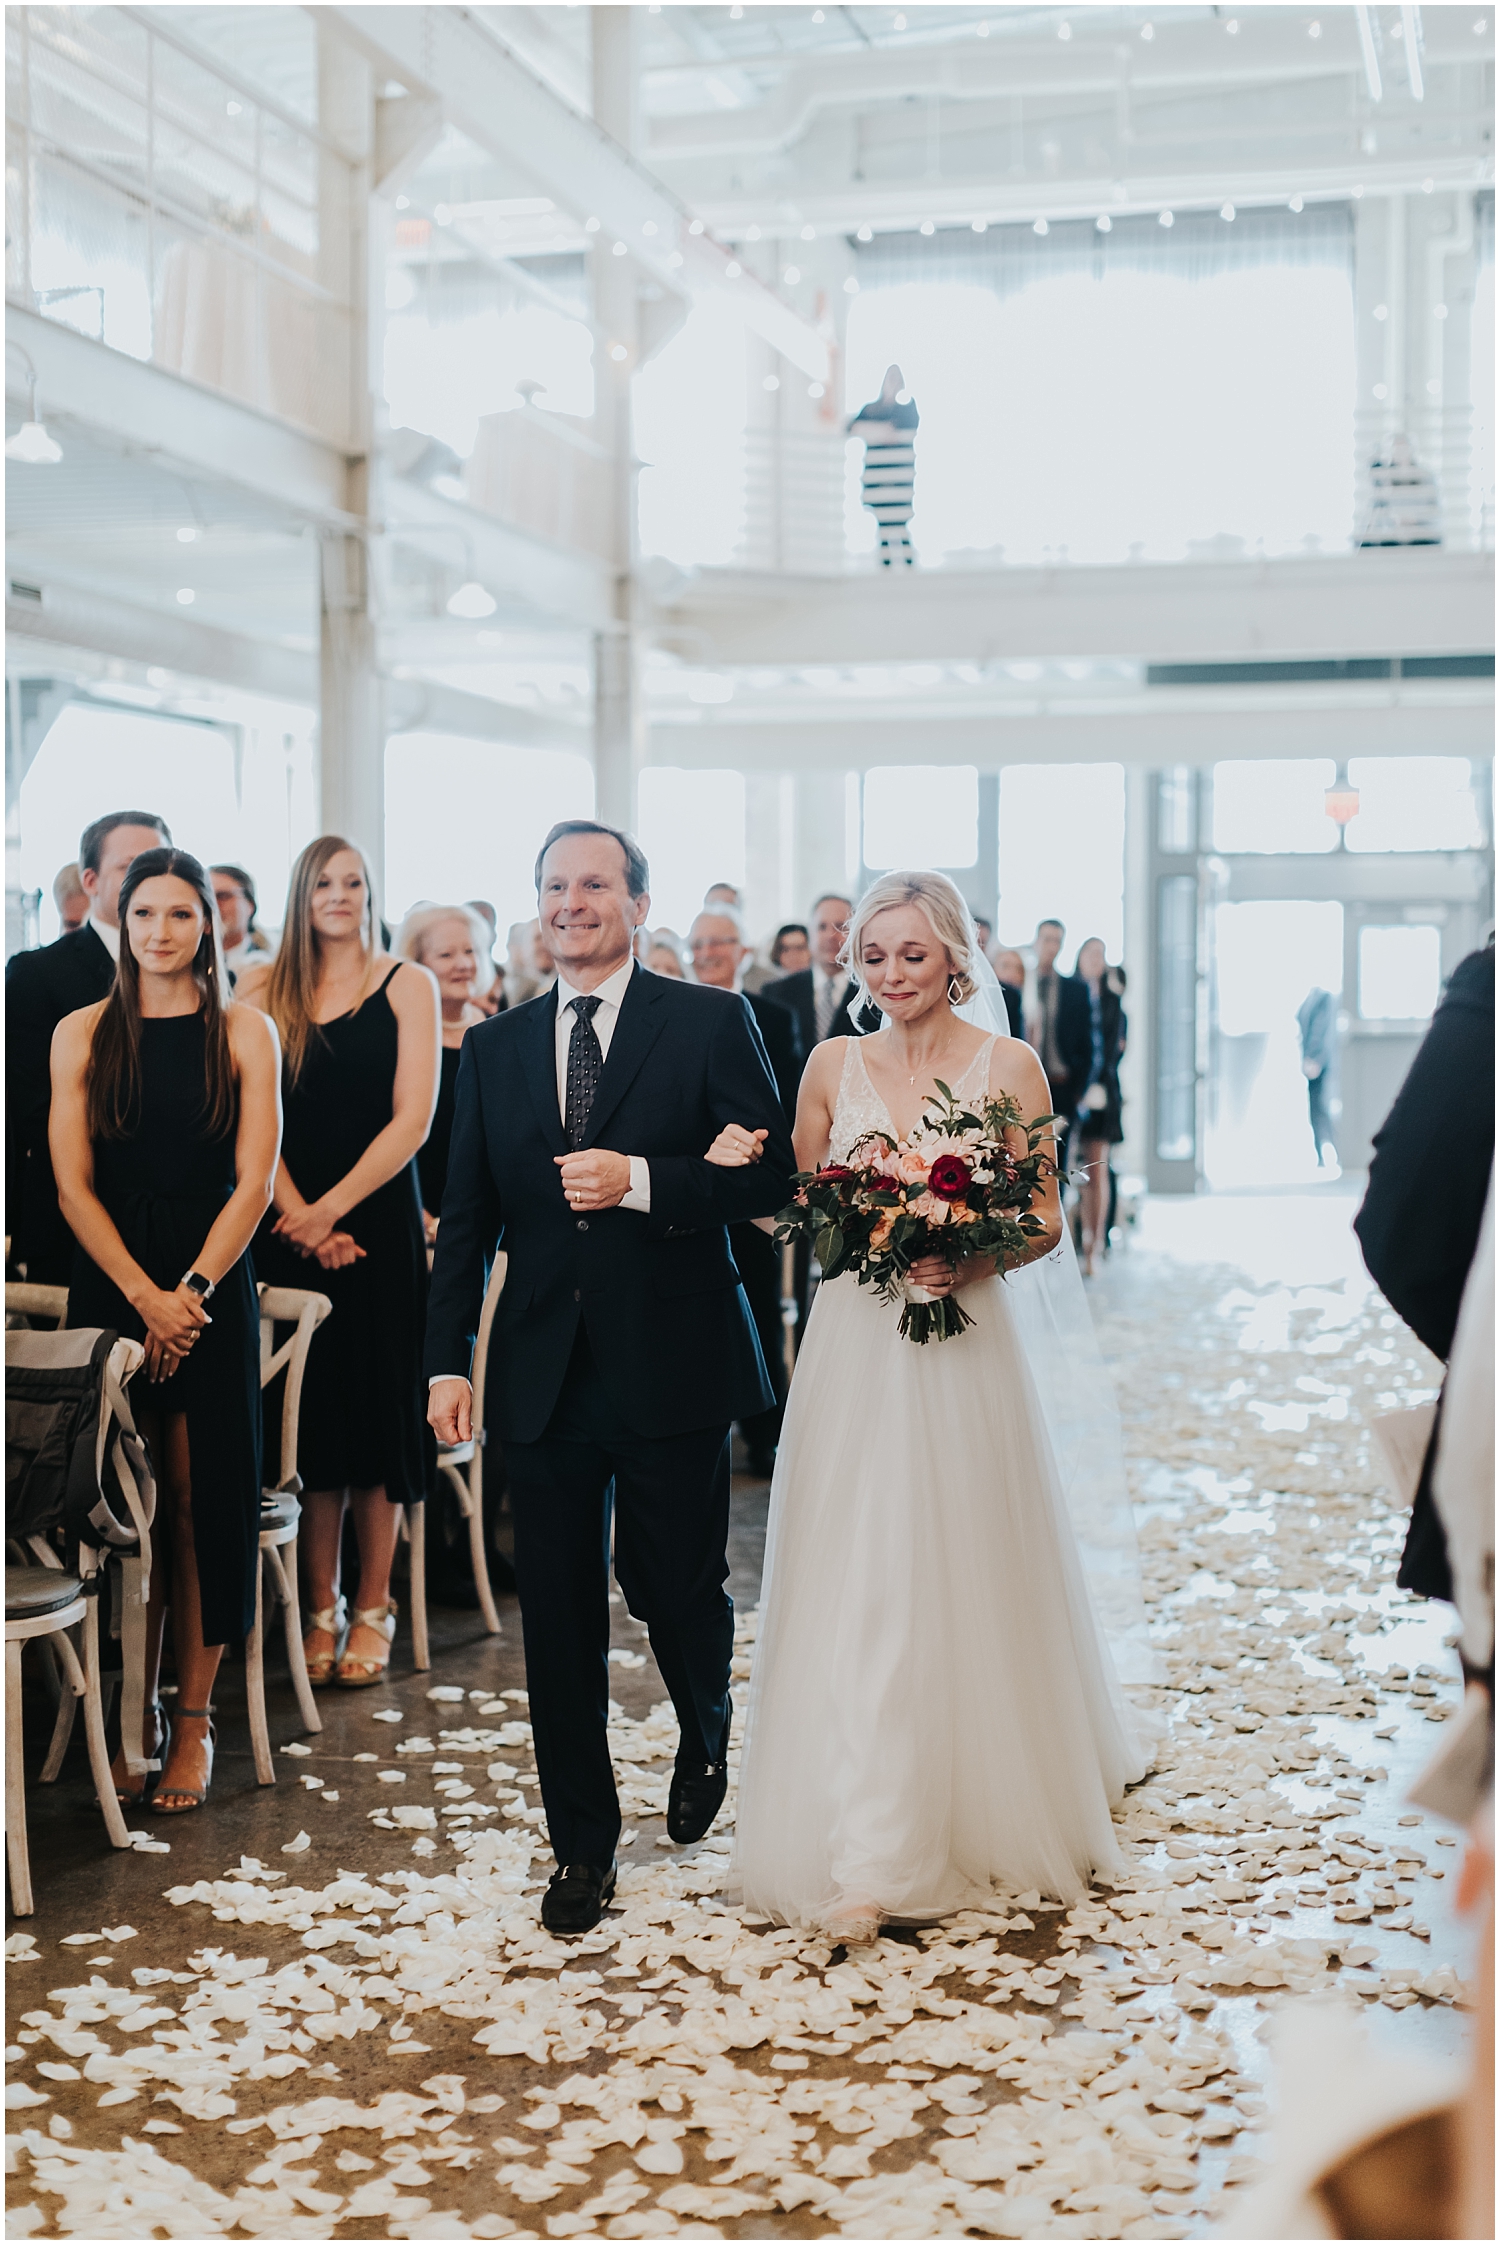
[248,1284,331,1782]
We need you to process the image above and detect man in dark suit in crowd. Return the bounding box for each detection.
[762,891,880,1054]
[1296,985,1340,1166]
[689,906,805,1478]
[1355,941,1494,1605]
[427,821,793,1934]
[6,808,172,1281]
[1023,918,1094,1173]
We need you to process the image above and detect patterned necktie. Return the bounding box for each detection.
[564,995,604,1149]
[814,971,838,1042]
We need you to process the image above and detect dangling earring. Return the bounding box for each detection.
[947,974,963,1005]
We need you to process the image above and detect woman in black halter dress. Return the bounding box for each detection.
[241,837,439,1688]
[51,848,281,1814]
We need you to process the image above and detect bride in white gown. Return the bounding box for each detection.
[714,872,1153,1945]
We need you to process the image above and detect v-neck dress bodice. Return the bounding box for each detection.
[828,1032,997,1160]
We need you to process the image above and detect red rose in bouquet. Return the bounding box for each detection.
[926,1153,972,1202]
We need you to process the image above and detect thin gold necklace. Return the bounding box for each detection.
[900,1030,957,1087]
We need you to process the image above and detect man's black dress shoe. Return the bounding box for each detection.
[540,1860,616,1935]
[667,1757,728,1846]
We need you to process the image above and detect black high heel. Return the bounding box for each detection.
[113,1701,167,1808]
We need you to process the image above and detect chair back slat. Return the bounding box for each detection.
[256,1286,332,1495]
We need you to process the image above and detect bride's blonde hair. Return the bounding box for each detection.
[843,871,981,1007]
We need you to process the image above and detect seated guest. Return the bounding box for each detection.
[52,862,89,933]
[210,863,275,983]
[7,809,172,1282]
[690,906,804,1477]
[396,903,495,1239]
[767,922,810,976]
[51,846,280,1814]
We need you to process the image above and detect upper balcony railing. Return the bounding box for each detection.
[6,5,354,448]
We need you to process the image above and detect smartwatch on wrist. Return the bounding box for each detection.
[180,1270,215,1303]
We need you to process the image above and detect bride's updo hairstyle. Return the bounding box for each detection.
[843,871,982,1008]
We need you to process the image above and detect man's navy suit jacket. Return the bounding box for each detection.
[424,962,797,1444]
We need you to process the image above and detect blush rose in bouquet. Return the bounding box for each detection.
[775,1080,1060,1343]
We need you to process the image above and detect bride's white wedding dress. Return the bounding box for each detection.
[732,1033,1153,1929]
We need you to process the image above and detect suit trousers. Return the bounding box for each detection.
[730,1220,786,1464]
[504,1327,734,1867]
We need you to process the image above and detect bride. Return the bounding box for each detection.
[708,871,1152,1944]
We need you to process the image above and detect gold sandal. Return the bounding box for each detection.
[336,1602,397,1688]
[303,1598,347,1688]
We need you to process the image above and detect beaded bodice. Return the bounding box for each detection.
[827,1033,998,1161]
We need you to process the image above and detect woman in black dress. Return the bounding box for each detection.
[50,848,282,1813]
[240,838,439,1688]
[1073,937,1127,1278]
[394,903,496,1238]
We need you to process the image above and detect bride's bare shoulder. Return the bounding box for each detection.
[988,1032,1050,1106]
[801,1037,847,1094]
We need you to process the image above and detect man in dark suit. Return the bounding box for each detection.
[1023,919,1095,1173]
[428,821,794,1934]
[1355,942,1494,1604]
[6,808,171,1281]
[761,891,880,1054]
[688,906,805,1478]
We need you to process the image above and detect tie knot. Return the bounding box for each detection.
[570,995,602,1022]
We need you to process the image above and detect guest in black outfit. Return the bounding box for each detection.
[241,838,440,1690]
[427,821,793,1932]
[763,893,880,1053]
[396,903,498,1239]
[7,810,171,1281]
[1022,918,1094,1175]
[50,847,281,1814]
[1073,938,1127,1277]
[690,906,805,1478]
[1354,941,1495,1603]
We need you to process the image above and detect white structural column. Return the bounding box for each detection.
[791,769,856,919]
[591,6,644,833]
[1118,763,1153,1184]
[315,25,383,859]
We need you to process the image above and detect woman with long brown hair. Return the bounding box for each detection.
[50,847,281,1813]
[240,838,439,1688]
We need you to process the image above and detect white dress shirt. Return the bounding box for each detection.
[88,912,120,961]
[430,956,648,1392]
[813,965,845,1041]
[553,959,651,1214]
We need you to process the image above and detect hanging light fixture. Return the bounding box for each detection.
[1324,775,1361,838]
[4,348,62,464]
[447,580,497,619]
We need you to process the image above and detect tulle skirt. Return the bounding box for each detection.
[731,1267,1152,1928]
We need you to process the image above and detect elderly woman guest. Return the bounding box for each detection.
[646,931,687,979]
[51,847,281,1812]
[240,839,440,1688]
[1073,938,1127,1278]
[210,864,274,982]
[396,902,496,1238]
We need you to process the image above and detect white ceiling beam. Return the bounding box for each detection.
[6,307,355,529]
[5,581,590,751]
[324,6,828,380]
[652,551,1495,668]
[644,12,1489,161]
[646,686,1492,772]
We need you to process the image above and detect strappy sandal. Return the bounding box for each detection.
[302,1597,348,1688]
[151,1705,215,1815]
[113,1700,167,1808]
[336,1602,397,1689]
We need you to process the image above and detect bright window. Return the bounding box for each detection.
[1358,924,1443,1021]
[636,768,745,935]
[1213,760,1337,854]
[384,735,594,933]
[862,765,978,871]
[998,764,1125,962]
[1345,758,1486,853]
[845,260,1354,564]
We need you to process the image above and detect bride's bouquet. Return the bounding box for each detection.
[775,1081,1059,1344]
